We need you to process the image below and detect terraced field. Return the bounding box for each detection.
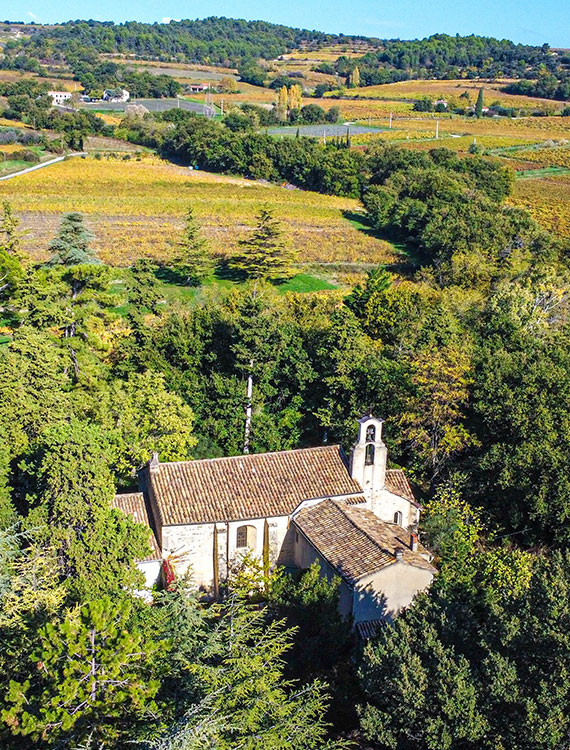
[0,154,395,270]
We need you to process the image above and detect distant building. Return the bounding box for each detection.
[48,91,72,105]
[188,82,210,93]
[102,88,130,103]
[114,415,435,623]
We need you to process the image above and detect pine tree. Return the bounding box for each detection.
[230,206,297,281]
[3,597,162,746]
[47,212,100,266]
[149,596,343,750]
[475,87,484,118]
[0,201,24,260]
[172,207,214,285]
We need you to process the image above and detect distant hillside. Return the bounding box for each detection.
[1,18,566,100]
[1,17,371,67]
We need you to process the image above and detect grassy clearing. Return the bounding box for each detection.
[106,268,338,315]
[0,154,396,270]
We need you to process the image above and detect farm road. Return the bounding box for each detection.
[0,152,87,182]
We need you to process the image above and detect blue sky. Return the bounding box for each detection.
[5,0,570,48]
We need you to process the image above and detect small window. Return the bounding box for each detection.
[394,511,403,526]
[236,525,257,550]
[365,444,375,465]
[366,425,376,443]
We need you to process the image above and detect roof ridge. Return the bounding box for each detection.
[334,501,396,562]
[157,444,343,467]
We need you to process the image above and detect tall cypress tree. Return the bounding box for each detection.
[475,88,484,118]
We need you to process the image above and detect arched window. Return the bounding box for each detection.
[394,511,403,526]
[365,444,375,465]
[366,425,376,442]
[236,525,257,550]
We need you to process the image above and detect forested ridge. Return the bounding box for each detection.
[2,17,564,86]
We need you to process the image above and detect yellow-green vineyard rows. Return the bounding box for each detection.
[510,174,570,238]
[0,155,395,268]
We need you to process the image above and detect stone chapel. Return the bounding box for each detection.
[113,415,435,627]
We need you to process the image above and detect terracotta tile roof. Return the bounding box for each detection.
[112,492,161,561]
[147,445,364,526]
[385,469,420,507]
[293,499,435,584]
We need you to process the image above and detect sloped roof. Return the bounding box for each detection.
[112,492,161,561]
[293,499,435,585]
[385,469,420,507]
[147,445,364,526]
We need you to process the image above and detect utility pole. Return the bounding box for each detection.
[220,98,224,116]
[435,120,439,139]
[389,111,393,128]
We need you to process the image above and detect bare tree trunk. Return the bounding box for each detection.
[212,525,219,601]
[243,361,254,454]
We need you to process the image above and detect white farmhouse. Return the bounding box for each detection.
[114,415,435,625]
[102,88,130,103]
[48,91,72,106]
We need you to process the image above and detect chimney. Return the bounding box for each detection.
[410,532,418,552]
[394,547,404,561]
[149,452,160,474]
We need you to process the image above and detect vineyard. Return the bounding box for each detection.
[510,174,570,238]
[339,79,566,112]
[0,154,395,269]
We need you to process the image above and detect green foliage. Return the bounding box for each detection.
[46,212,100,267]
[344,265,392,317]
[150,596,345,750]
[101,370,197,480]
[398,344,478,484]
[2,597,161,746]
[358,550,570,750]
[171,207,215,285]
[0,201,25,303]
[475,87,484,117]
[359,617,486,749]
[23,419,150,601]
[230,206,297,280]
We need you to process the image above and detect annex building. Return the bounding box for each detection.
[114,415,435,624]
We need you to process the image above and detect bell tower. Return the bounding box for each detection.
[350,415,387,504]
